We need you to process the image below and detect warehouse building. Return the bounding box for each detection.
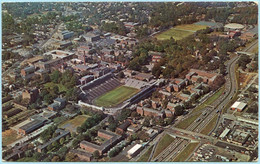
[127,144,144,158]
[231,102,247,112]
[18,118,47,135]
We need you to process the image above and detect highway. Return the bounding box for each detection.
[151,39,258,162]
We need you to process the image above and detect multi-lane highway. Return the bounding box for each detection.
[151,39,258,162]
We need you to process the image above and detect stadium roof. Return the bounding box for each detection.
[224,23,244,29]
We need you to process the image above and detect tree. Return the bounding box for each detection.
[118,71,125,78]
[65,152,79,162]
[77,126,84,133]
[59,137,65,145]
[50,70,61,83]
[43,94,52,104]
[143,117,150,127]
[93,150,100,159]
[51,155,61,162]
[175,105,184,116]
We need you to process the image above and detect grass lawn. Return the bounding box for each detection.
[44,82,68,93]
[17,157,38,162]
[172,142,199,162]
[200,115,218,135]
[153,134,175,159]
[156,24,207,41]
[137,145,154,162]
[59,115,90,132]
[174,24,208,31]
[2,129,22,146]
[175,113,201,129]
[191,87,225,114]
[94,86,139,107]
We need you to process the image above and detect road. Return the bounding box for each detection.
[151,39,259,162]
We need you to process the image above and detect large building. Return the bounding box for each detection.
[54,30,74,40]
[48,98,66,111]
[44,50,75,60]
[80,129,122,155]
[20,66,35,79]
[22,88,39,103]
[81,32,101,42]
[18,118,47,135]
[224,23,245,31]
[127,144,143,158]
[186,69,222,86]
[231,101,247,112]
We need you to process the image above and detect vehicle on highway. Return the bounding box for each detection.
[196,118,201,122]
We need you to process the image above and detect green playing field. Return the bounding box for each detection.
[94,86,139,107]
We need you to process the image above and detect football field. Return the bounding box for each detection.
[155,24,208,41]
[94,86,139,107]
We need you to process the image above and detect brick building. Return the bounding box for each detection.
[22,88,39,103]
[115,120,131,135]
[80,130,122,155]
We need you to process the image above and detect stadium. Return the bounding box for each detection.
[224,23,245,31]
[79,73,155,109]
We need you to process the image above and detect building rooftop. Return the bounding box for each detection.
[127,144,142,155]
[231,101,247,110]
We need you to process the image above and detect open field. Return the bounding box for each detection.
[17,157,37,162]
[2,129,22,146]
[172,142,199,161]
[94,86,139,107]
[59,115,90,133]
[174,24,208,31]
[200,115,218,135]
[44,82,67,93]
[155,24,208,41]
[137,145,154,162]
[153,134,175,159]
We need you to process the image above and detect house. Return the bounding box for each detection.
[48,98,66,111]
[149,51,164,63]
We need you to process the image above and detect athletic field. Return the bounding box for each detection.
[94,86,139,107]
[155,24,208,41]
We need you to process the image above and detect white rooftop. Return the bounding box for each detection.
[231,101,247,110]
[127,144,142,155]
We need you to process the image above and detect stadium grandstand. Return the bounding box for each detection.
[79,73,122,103]
[124,78,149,89]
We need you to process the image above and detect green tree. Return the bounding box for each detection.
[93,150,100,159]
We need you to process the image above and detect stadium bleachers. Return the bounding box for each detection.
[81,74,122,103]
[124,78,149,89]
